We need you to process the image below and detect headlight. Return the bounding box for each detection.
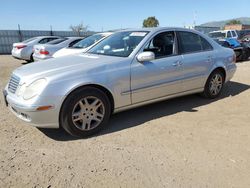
[18,79,47,100]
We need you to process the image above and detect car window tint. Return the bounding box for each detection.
[178,31,203,54]
[47,38,66,44]
[68,39,82,47]
[38,38,49,44]
[200,37,213,51]
[144,31,176,58]
[232,31,237,37]
[227,31,232,38]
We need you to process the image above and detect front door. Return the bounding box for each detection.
[131,31,184,104]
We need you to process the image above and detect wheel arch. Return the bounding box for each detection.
[210,67,226,80]
[61,83,115,114]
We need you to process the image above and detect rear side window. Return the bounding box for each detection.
[47,38,66,44]
[227,31,232,38]
[232,31,237,37]
[39,38,58,44]
[200,37,213,51]
[69,39,82,47]
[177,31,213,54]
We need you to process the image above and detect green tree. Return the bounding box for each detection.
[143,16,159,28]
[226,19,242,25]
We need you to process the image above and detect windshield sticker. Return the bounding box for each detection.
[130,32,147,37]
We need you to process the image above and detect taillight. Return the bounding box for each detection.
[16,45,27,49]
[233,54,236,63]
[39,49,49,55]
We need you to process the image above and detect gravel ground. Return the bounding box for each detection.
[0,55,250,188]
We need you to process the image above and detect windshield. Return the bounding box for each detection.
[88,31,148,57]
[47,38,66,44]
[208,32,226,39]
[72,34,104,48]
[22,37,37,43]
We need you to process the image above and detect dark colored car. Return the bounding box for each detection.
[215,38,250,61]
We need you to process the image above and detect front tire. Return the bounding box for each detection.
[60,87,111,137]
[202,70,225,99]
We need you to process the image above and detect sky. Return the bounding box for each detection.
[0,0,249,31]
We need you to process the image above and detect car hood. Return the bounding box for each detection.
[13,53,124,83]
[53,47,87,58]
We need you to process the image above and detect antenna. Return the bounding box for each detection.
[193,11,197,27]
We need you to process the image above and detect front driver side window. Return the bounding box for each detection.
[144,31,176,59]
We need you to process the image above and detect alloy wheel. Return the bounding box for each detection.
[72,96,105,131]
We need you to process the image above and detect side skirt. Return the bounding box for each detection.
[113,88,204,114]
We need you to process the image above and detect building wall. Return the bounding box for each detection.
[224,24,250,30]
[0,30,92,54]
[194,26,221,34]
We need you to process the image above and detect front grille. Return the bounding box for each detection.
[8,74,20,94]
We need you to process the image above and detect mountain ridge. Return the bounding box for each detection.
[200,17,250,28]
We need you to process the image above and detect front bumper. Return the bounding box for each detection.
[3,89,61,128]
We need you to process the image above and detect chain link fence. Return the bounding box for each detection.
[0,30,92,54]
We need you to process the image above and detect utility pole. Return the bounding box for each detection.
[18,24,22,42]
[193,11,197,28]
[50,25,53,36]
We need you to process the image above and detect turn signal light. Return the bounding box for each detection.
[36,105,53,111]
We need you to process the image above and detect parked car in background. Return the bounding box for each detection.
[32,37,83,61]
[53,32,112,58]
[237,29,250,40]
[208,30,238,39]
[214,38,250,61]
[11,36,61,62]
[4,27,236,137]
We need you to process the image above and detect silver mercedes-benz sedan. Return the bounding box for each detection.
[4,27,237,137]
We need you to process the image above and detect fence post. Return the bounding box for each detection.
[50,25,53,36]
[18,24,22,42]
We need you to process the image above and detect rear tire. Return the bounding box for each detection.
[202,70,225,99]
[30,53,34,62]
[60,87,111,137]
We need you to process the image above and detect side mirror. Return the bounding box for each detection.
[137,51,155,63]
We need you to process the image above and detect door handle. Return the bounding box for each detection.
[206,56,212,63]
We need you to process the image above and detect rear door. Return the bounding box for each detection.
[176,31,214,91]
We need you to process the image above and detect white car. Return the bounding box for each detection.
[32,37,83,61]
[11,36,61,62]
[52,32,112,58]
[208,30,238,39]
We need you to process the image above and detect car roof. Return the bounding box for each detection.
[116,27,202,33]
[65,37,84,39]
[209,30,229,33]
[95,32,113,36]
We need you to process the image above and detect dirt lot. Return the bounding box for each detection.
[0,55,250,188]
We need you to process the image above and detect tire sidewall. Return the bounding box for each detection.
[60,87,111,137]
[204,70,225,99]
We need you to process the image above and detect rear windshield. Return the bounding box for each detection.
[208,32,226,38]
[72,34,104,48]
[22,37,37,43]
[47,38,67,44]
